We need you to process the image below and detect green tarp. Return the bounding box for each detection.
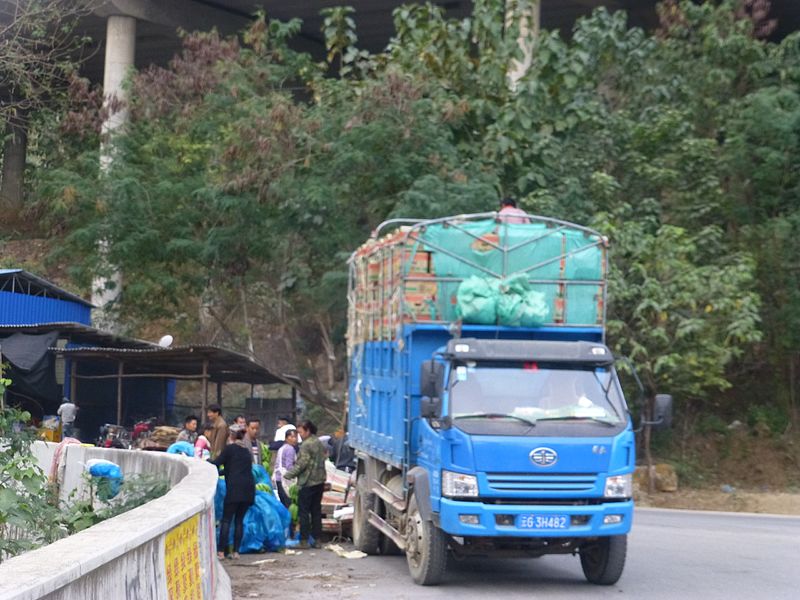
[412,219,604,326]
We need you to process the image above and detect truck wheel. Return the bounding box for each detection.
[353,474,380,554]
[580,535,627,585]
[405,494,447,585]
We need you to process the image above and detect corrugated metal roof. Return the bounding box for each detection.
[0,321,285,384]
[53,344,285,384]
[0,269,94,307]
[0,322,156,349]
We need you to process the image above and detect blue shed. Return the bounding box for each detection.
[0,269,92,325]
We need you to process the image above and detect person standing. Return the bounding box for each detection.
[206,404,229,459]
[273,428,298,508]
[57,397,78,439]
[233,415,246,428]
[176,415,199,444]
[210,425,255,559]
[244,417,264,466]
[269,416,294,451]
[195,423,214,460]
[498,197,531,224]
[284,420,326,549]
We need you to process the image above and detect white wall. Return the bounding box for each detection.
[0,443,230,600]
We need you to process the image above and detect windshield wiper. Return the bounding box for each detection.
[535,415,619,427]
[454,413,538,428]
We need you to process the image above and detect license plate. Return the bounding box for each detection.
[516,514,569,529]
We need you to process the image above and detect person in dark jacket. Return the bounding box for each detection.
[210,424,255,559]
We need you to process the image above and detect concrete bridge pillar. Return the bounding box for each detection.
[507,0,541,89]
[100,14,136,167]
[93,14,136,321]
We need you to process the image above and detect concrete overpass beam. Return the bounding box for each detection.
[101,14,136,145]
[95,0,248,33]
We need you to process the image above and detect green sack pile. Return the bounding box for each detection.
[455,276,498,324]
[456,274,549,327]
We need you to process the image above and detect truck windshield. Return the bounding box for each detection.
[449,361,626,434]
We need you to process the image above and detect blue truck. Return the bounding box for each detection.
[346,212,671,585]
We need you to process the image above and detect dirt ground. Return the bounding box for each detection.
[225,544,383,600]
[637,487,800,515]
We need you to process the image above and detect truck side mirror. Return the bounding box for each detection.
[420,360,444,399]
[641,394,674,431]
[652,394,673,431]
[421,395,440,419]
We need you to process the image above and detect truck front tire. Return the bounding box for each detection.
[405,493,447,585]
[580,534,627,585]
[353,474,380,554]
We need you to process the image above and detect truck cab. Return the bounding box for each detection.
[413,336,634,582]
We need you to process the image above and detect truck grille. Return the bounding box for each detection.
[486,473,598,493]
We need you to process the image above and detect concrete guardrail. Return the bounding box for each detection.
[0,442,231,600]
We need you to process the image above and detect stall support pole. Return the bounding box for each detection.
[161,378,167,423]
[70,359,78,403]
[201,359,209,416]
[116,361,123,424]
[0,348,4,410]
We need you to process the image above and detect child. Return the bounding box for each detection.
[195,422,214,459]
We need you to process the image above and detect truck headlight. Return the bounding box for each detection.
[442,470,479,498]
[604,474,632,498]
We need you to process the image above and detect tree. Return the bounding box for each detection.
[0,0,94,218]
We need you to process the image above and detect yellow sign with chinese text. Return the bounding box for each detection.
[165,514,202,600]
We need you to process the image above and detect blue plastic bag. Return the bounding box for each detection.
[214,477,227,521]
[166,441,195,457]
[87,460,123,499]
[238,491,291,552]
[252,464,270,485]
[214,477,291,553]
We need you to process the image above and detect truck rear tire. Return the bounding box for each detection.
[353,474,380,555]
[405,494,447,585]
[580,535,627,585]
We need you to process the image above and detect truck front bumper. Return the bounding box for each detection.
[437,498,633,538]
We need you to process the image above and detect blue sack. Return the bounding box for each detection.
[166,441,195,457]
[237,490,291,553]
[88,461,123,499]
[215,487,291,553]
[214,467,291,553]
[252,464,270,486]
[214,477,226,521]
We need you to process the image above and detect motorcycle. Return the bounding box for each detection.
[132,416,158,442]
[96,423,131,449]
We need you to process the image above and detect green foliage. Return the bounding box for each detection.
[604,216,761,409]
[746,404,789,436]
[0,406,63,561]
[697,414,730,436]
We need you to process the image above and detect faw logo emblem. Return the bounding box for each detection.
[529,447,558,467]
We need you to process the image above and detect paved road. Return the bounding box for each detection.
[227,508,800,599]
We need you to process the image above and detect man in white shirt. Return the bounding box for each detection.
[57,397,78,439]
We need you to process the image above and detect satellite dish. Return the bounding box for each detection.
[158,335,174,348]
